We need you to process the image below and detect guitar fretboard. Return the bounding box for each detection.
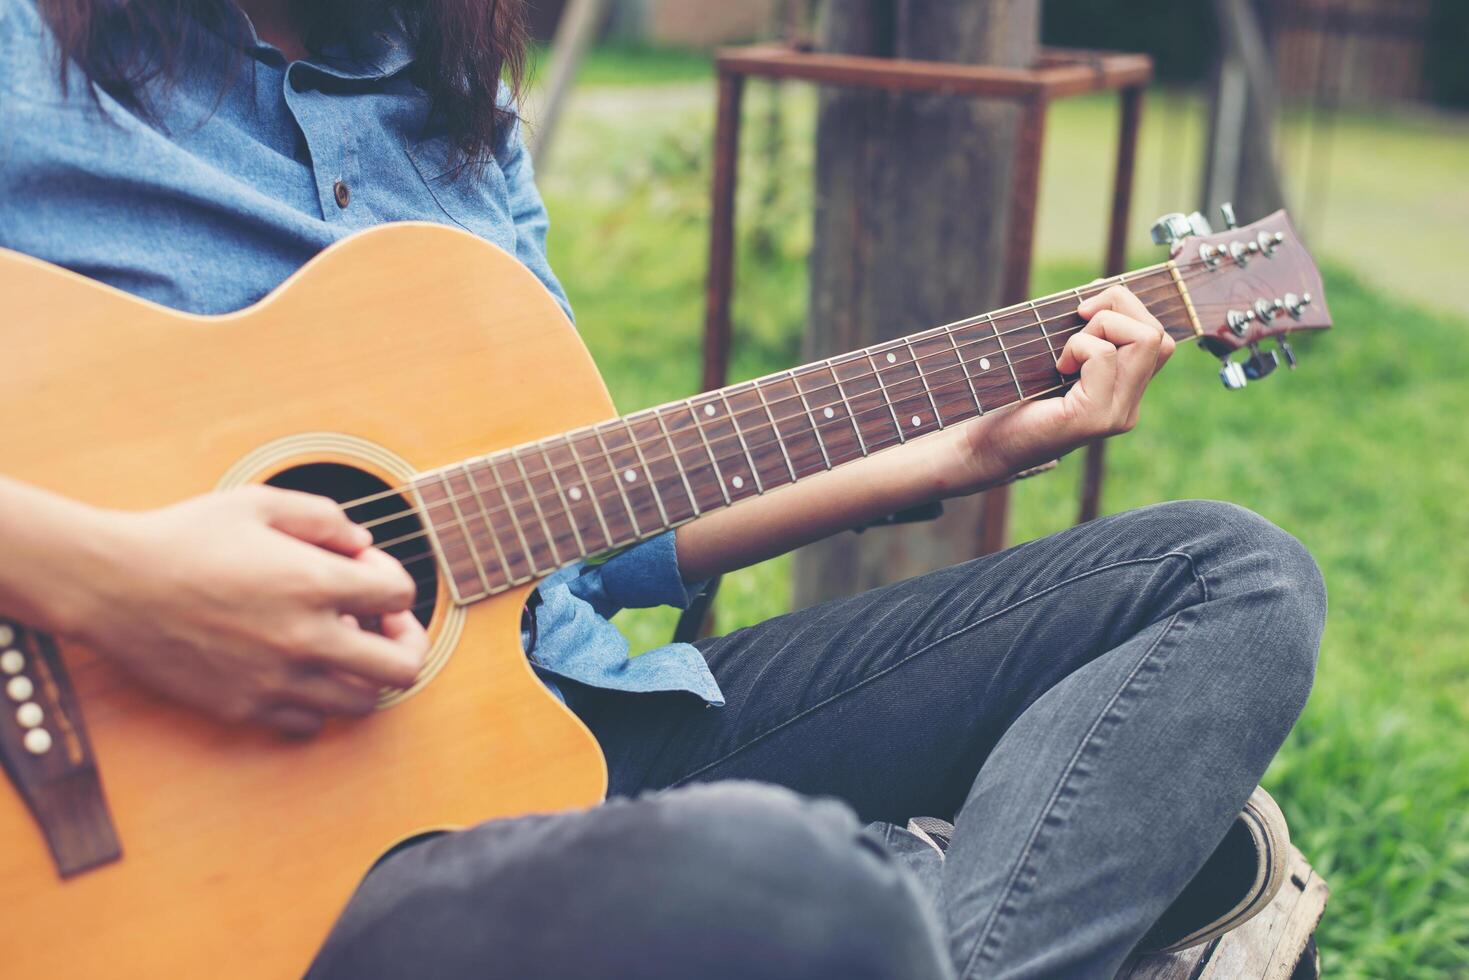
[414,263,1198,602]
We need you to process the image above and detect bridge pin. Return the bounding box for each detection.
[23,726,51,755]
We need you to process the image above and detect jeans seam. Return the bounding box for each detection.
[671,551,1204,788]
[960,603,1195,977]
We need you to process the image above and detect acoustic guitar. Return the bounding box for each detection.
[0,208,1329,976]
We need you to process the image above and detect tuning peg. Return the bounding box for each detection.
[1277,339,1297,369]
[1151,213,1193,245]
[1219,359,1248,390]
[1244,343,1278,380]
[1220,202,1238,230]
[1284,292,1312,318]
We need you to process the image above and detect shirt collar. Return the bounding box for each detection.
[214,2,415,80]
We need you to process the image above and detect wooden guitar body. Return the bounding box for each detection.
[0,223,608,977]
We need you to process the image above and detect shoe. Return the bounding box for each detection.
[1139,786,1291,954]
[905,786,1290,956]
[905,815,954,856]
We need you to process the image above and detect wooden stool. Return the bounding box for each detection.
[1121,846,1328,979]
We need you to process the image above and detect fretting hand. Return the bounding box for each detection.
[935,285,1176,496]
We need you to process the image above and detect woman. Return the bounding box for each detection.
[0,1,1325,976]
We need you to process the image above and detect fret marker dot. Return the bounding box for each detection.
[979,357,991,370]
[886,353,897,363]
[731,476,744,489]
[704,404,716,416]
[823,407,835,419]
[568,486,583,501]
[624,469,637,483]
[911,415,922,427]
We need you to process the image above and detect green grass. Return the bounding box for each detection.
[539,54,1469,977]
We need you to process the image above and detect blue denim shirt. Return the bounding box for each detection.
[0,0,724,705]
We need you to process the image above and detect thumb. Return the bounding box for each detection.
[251,487,371,556]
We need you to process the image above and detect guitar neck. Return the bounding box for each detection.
[417,262,1202,602]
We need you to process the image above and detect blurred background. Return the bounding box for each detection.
[517,2,1468,975]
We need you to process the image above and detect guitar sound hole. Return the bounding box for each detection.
[265,463,437,627]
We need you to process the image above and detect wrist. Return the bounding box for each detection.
[0,481,130,637]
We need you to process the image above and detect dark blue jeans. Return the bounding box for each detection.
[311,501,1325,979]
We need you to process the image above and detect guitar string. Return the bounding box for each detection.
[337,265,1185,521]
[350,257,1283,544]
[349,273,1197,543]
[377,290,1239,589]
[386,306,1203,584]
[361,284,1212,562]
[340,241,1299,523]
[395,365,1120,617]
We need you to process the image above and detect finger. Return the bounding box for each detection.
[276,669,380,717]
[254,487,371,556]
[312,617,426,689]
[1078,284,1161,329]
[380,608,429,647]
[257,704,324,739]
[1055,330,1117,376]
[320,547,417,616]
[1083,310,1164,403]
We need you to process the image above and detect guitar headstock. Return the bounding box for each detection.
[1152,205,1331,389]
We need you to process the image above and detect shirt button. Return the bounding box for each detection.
[333,180,351,209]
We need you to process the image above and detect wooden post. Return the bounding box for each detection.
[793,0,1040,610]
[1078,83,1146,526]
[1202,0,1288,223]
[702,71,744,393]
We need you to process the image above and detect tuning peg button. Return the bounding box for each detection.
[1278,339,1297,369]
[1245,344,1278,380]
[1151,213,1194,245]
[1220,202,1238,230]
[1285,292,1312,318]
[1220,360,1249,390]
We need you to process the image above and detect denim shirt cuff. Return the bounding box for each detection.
[590,531,706,611]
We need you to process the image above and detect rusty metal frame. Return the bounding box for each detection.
[701,43,1153,549]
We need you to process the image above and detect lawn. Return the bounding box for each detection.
[536,50,1469,977]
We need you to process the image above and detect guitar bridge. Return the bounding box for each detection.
[0,619,121,878]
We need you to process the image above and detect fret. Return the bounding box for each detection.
[411,474,485,600]
[437,471,492,596]
[681,402,733,506]
[812,360,869,457]
[945,328,984,415]
[589,426,646,537]
[455,461,516,589]
[788,372,833,470]
[652,409,703,518]
[511,452,566,566]
[627,411,697,524]
[1030,300,1059,363]
[905,338,945,428]
[758,372,828,478]
[908,330,981,427]
[536,446,587,557]
[753,382,798,481]
[557,435,615,550]
[989,317,1026,400]
[828,355,898,451]
[465,459,537,581]
[621,417,671,528]
[488,455,557,574]
[724,385,794,491]
[568,430,638,545]
[718,390,765,494]
[868,342,942,438]
[862,351,907,443]
[687,395,757,502]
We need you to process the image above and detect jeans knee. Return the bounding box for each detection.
[1161,500,1325,703]
[621,782,949,978]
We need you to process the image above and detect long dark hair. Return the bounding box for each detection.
[37,0,527,169]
